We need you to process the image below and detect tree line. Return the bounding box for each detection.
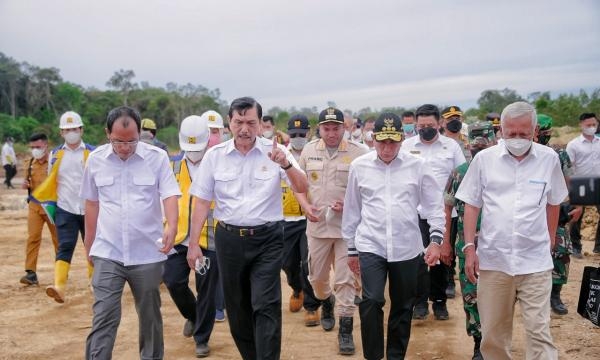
[1,52,598,149]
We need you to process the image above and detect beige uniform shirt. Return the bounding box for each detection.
[299,139,368,238]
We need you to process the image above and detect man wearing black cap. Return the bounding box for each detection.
[280,115,320,325]
[295,107,368,355]
[343,113,444,359]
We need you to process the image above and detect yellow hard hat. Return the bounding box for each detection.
[141,118,157,130]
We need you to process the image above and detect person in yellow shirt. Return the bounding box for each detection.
[163,114,217,358]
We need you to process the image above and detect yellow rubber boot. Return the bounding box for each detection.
[46,260,70,303]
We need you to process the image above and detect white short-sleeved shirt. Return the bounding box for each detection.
[189,137,303,226]
[342,151,445,262]
[565,134,600,176]
[455,143,568,276]
[80,142,181,266]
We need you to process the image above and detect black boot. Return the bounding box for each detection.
[338,316,355,355]
[321,295,336,331]
[472,336,483,360]
[550,284,568,315]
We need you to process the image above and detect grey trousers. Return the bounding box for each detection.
[86,257,165,360]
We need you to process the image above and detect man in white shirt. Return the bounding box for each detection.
[82,106,181,359]
[2,136,17,189]
[186,97,308,360]
[566,112,600,255]
[343,113,444,360]
[400,104,466,321]
[456,101,567,360]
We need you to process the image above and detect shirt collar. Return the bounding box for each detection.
[579,134,599,143]
[315,138,348,151]
[61,141,86,151]
[103,142,146,160]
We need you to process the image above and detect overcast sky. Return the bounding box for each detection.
[1,0,599,112]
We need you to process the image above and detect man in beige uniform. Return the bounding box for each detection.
[296,107,368,356]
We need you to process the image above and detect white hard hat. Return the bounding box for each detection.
[179,115,209,151]
[202,110,224,129]
[59,111,83,129]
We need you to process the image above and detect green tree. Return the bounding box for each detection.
[477,88,524,118]
[106,69,137,105]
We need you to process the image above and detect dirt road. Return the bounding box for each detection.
[0,185,599,359]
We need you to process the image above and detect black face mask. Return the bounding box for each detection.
[538,134,551,146]
[446,119,462,133]
[419,127,438,141]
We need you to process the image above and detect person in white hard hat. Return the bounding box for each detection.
[203,110,225,148]
[30,111,96,303]
[162,114,220,357]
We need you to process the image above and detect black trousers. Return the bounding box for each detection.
[282,219,320,310]
[570,206,600,251]
[415,218,448,305]
[163,246,219,345]
[3,164,16,187]
[359,252,419,360]
[215,222,283,360]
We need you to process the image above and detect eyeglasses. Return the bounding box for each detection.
[195,257,211,276]
[289,133,307,138]
[110,139,139,147]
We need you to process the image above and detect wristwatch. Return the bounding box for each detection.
[281,161,293,170]
[430,235,444,246]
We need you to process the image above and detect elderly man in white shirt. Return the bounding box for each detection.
[456,101,568,360]
[400,104,466,321]
[81,106,181,359]
[566,112,600,255]
[186,97,308,360]
[343,113,444,360]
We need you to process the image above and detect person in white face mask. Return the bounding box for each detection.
[31,110,96,304]
[164,114,221,357]
[281,114,320,324]
[261,115,290,145]
[455,101,567,360]
[20,132,58,286]
[566,112,600,256]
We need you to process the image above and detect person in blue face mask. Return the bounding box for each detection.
[401,111,417,138]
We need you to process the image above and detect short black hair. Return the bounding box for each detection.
[106,106,141,133]
[579,112,597,122]
[262,115,274,125]
[402,111,415,118]
[415,105,440,121]
[29,133,48,142]
[228,97,262,120]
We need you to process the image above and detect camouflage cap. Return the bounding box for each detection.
[468,121,495,146]
[537,114,553,130]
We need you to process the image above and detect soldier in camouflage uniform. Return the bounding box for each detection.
[443,121,496,360]
[536,114,582,315]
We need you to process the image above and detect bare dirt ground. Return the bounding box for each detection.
[1,178,599,359]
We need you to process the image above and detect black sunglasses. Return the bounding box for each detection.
[289,133,307,138]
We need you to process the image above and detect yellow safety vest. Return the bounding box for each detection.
[282,180,304,217]
[172,158,216,250]
[30,145,93,223]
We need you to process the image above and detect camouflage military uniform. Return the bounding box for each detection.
[551,146,574,285]
[445,162,481,338]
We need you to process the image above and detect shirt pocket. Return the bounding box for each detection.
[96,176,114,187]
[306,162,323,185]
[525,179,548,207]
[254,169,277,194]
[132,176,155,186]
[214,172,240,196]
[335,164,350,187]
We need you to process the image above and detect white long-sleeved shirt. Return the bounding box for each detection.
[342,151,445,262]
[1,142,16,166]
[80,142,181,266]
[455,142,568,276]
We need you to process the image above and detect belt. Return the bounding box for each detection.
[218,221,278,237]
